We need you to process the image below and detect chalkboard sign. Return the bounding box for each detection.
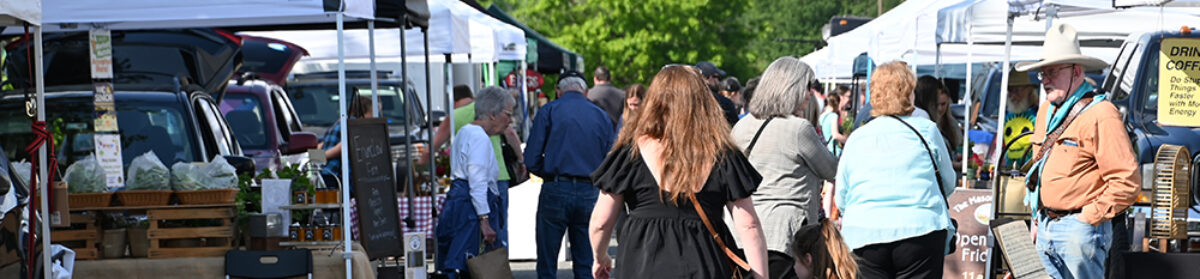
[348,118,403,259]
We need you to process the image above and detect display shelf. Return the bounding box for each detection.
[280,241,341,246]
[70,203,237,211]
[279,203,343,210]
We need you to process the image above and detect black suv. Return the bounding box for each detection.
[0,29,249,171]
[1102,28,1200,206]
[286,71,434,161]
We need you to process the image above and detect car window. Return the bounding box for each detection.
[272,88,302,134]
[356,86,408,124]
[287,84,340,127]
[289,83,414,127]
[194,98,236,160]
[0,97,198,169]
[1140,50,1160,112]
[1105,42,1136,100]
[220,93,270,150]
[1125,42,1148,106]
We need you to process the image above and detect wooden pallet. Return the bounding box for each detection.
[49,213,99,260]
[146,207,235,258]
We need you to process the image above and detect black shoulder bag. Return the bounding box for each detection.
[888,115,958,254]
[743,117,774,155]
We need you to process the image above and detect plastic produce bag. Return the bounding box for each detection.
[12,160,31,187]
[126,151,170,191]
[64,155,106,193]
[170,162,205,191]
[202,156,237,189]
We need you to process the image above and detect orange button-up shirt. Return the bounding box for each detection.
[1030,100,1140,225]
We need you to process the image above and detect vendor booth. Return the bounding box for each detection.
[0,0,446,278]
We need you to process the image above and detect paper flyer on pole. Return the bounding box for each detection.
[89,29,114,79]
[94,134,125,190]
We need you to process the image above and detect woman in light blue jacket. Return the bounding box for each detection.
[834,61,956,279]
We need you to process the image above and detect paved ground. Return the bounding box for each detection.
[510,243,617,279]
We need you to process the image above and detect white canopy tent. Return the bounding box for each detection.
[1,0,47,278]
[22,1,426,277]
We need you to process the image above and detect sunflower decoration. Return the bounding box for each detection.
[1003,112,1036,166]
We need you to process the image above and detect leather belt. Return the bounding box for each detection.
[549,175,592,184]
[1041,208,1082,219]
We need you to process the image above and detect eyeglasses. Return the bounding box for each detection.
[1037,65,1074,80]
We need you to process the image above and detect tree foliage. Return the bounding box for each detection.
[477,0,900,86]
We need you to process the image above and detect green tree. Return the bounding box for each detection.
[477,0,900,85]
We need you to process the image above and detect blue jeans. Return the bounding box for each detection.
[1036,213,1112,279]
[536,181,597,279]
[498,180,510,248]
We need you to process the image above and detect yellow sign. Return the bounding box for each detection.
[1158,38,1200,126]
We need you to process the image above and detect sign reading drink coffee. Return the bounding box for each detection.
[1158,38,1200,126]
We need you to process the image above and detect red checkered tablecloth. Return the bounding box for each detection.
[349,195,447,240]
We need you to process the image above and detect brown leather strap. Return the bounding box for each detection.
[1023,96,1093,178]
[687,194,751,271]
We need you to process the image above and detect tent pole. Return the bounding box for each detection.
[445,54,455,153]
[423,27,437,272]
[369,20,380,118]
[935,44,942,79]
[36,25,52,279]
[961,30,974,187]
[520,60,529,138]
[336,12,353,279]
[398,15,416,231]
[468,54,474,91]
[990,16,1014,172]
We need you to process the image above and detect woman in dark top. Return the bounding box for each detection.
[589,65,769,279]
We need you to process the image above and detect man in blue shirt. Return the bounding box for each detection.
[524,71,615,279]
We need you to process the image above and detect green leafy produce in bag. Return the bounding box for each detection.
[126,151,170,191]
[170,162,205,191]
[203,156,237,189]
[65,155,107,193]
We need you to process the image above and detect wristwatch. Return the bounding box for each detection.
[479,215,489,220]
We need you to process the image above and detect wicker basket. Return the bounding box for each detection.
[116,190,173,206]
[68,192,114,209]
[175,188,238,205]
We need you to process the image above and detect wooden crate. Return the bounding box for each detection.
[49,213,99,260]
[146,206,235,258]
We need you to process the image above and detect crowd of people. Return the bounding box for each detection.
[424,22,1138,279]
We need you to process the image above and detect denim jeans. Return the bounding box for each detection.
[498,180,510,248]
[536,181,598,279]
[1036,213,1112,279]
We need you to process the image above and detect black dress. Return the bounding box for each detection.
[591,145,762,278]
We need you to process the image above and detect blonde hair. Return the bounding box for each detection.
[791,219,859,279]
[614,65,736,204]
[869,61,916,117]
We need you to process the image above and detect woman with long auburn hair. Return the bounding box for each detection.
[588,65,769,279]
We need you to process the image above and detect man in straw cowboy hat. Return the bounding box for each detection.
[1016,23,1139,279]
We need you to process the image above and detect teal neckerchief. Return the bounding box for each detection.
[1023,82,1107,215]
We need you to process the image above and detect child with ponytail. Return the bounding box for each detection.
[790,219,858,279]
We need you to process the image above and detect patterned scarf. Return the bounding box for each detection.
[1023,82,1107,213]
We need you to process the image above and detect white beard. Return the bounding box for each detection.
[1008,97,1032,114]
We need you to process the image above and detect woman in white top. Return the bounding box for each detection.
[435,86,515,278]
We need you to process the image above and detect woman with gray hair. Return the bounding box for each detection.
[731,57,838,279]
[435,86,515,278]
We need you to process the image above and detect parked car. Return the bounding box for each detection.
[221,79,317,171]
[286,71,436,162]
[1102,28,1200,206]
[220,36,317,172]
[0,29,253,174]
